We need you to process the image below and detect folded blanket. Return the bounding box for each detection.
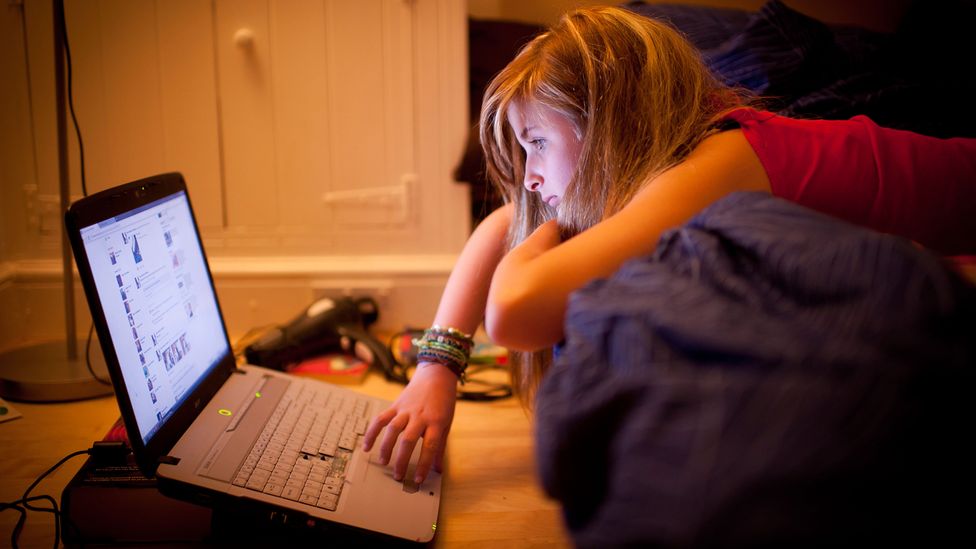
[536,192,976,547]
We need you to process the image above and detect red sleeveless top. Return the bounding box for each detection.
[725,109,976,255]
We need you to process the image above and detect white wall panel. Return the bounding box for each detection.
[156,0,223,230]
[213,0,278,228]
[94,1,166,190]
[7,0,468,260]
[266,0,332,231]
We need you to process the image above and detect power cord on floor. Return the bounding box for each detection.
[0,442,126,549]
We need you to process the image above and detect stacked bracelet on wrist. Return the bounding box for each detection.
[416,325,474,383]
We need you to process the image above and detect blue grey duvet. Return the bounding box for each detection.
[535,192,975,547]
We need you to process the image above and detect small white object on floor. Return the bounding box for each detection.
[0,397,23,423]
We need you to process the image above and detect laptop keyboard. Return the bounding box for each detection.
[231,382,371,511]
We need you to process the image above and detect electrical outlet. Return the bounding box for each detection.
[311,280,394,330]
[22,184,39,232]
[311,279,393,302]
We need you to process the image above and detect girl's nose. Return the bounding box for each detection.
[524,173,541,193]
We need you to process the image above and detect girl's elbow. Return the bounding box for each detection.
[484,288,559,352]
[484,290,524,350]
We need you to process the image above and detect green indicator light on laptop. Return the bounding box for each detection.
[218,409,232,416]
[255,392,262,398]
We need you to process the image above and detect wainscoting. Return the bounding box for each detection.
[0,255,453,351]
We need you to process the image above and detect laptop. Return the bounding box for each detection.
[65,172,441,543]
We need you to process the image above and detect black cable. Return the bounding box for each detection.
[1,448,90,549]
[1,499,25,549]
[59,0,86,196]
[21,495,59,549]
[457,364,513,402]
[22,449,88,549]
[58,0,104,384]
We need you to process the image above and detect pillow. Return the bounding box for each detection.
[623,1,751,51]
[702,0,845,100]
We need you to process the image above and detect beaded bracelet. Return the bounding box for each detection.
[417,325,474,383]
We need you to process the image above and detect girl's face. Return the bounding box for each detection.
[507,100,582,209]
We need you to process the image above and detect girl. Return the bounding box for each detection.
[362,6,976,485]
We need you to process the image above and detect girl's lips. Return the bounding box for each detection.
[545,195,559,207]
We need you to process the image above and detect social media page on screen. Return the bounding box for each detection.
[79,191,229,444]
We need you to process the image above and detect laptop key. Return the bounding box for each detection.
[303,479,323,494]
[263,482,284,497]
[281,484,303,501]
[320,440,338,457]
[232,471,249,487]
[245,468,270,490]
[308,470,327,483]
[316,492,338,511]
[323,477,342,495]
[338,433,357,451]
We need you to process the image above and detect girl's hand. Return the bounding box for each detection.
[362,362,458,485]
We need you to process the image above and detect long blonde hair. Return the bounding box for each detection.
[480,6,747,405]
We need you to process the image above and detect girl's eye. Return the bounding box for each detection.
[530,139,546,151]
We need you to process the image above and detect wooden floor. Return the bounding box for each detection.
[0,366,570,547]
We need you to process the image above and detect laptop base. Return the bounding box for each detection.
[61,451,425,547]
[210,504,427,548]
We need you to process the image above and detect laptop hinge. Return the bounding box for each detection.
[159,455,181,466]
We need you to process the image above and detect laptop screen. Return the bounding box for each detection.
[78,190,229,444]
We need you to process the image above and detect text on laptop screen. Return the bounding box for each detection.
[79,191,229,444]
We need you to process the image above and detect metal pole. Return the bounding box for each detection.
[54,0,77,360]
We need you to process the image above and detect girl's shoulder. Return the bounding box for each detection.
[630,128,771,216]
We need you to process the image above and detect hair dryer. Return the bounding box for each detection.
[243,296,401,381]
